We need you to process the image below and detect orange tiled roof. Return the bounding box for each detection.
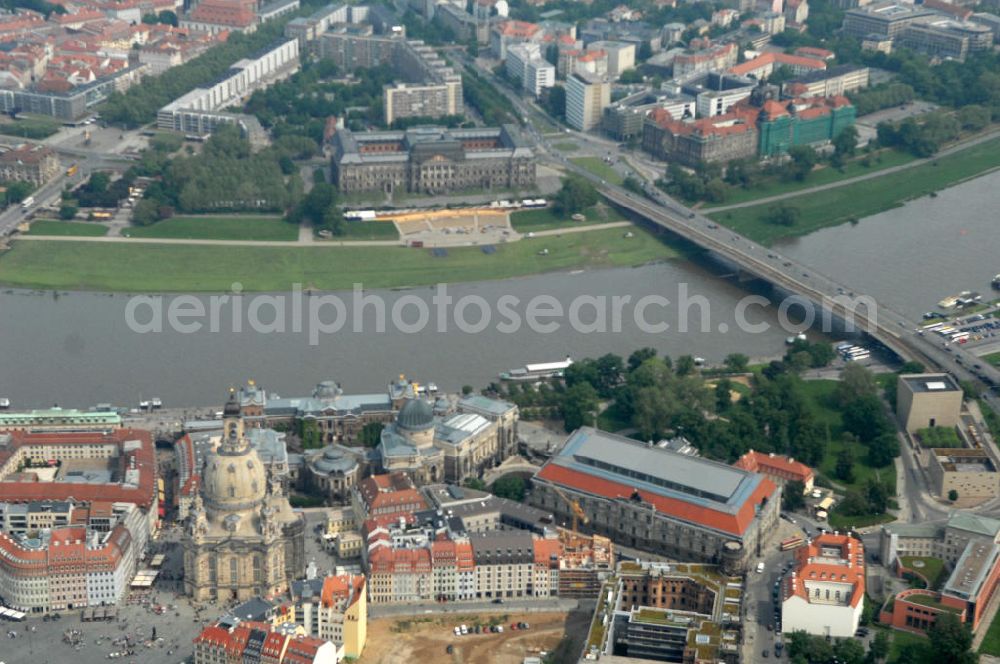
[734,450,813,482]
[535,463,776,536]
[786,533,865,607]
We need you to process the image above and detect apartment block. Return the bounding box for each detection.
[506,43,555,97]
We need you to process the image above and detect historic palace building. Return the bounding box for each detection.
[331,124,536,194]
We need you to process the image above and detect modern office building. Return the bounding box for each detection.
[332,124,535,194]
[896,373,964,433]
[586,560,743,663]
[842,2,934,39]
[602,89,696,141]
[928,448,999,500]
[565,71,611,131]
[586,40,636,79]
[897,19,993,60]
[880,513,1000,633]
[531,427,780,569]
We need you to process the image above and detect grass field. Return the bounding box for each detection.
[979,607,1000,656]
[985,351,1000,367]
[510,204,628,232]
[25,220,109,237]
[885,628,929,663]
[0,226,679,292]
[569,157,626,186]
[708,137,1000,244]
[700,149,917,209]
[125,215,297,241]
[553,141,579,152]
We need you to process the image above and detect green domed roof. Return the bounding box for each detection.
[397,398,434,431]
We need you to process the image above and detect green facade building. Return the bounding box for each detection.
[757,99,856,157]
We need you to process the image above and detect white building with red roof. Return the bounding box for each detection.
[782,532,866,637]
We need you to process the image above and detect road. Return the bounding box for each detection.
[703,126,1000,213]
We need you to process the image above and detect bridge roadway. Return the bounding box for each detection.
[458,50,1000,398]
[548,154,1000,403]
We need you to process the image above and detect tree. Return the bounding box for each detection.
[927,612,978,664]
[869,629,890,662]
[491,476,526,502]
[628,347,657,372]
[763,203,800,226]
[832,125,859,159]
[835,447,855,483]
[724,353,749,373]
[553,175,598,216]
[464,477,487,491]
[949,489,959,502]
[842,395,889,443]
[833,638,866,664]
[865,475,890,513]
[3,180,33,205]
[542,85,566,121]
[462,385,474,395]
[298,419,322,449]
[58,203,78,220]
[837,363,878,405]
[782,480,806,511]
[675,355,696,376]
[562,382,598,432]
[787,145,819,181]
[867,433,900,467]
[358,421,383,448]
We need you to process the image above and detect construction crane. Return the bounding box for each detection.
[551,484,589,550]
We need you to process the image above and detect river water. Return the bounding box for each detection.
[1,170,996,409]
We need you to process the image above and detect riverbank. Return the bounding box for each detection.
[0,224,678,292]
[707,135,1000,245]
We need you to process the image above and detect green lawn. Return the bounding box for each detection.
[700,149,917,209]
[885,628,929,663]
[553,141,580,152]
[510,204,628,232]
[828,510,895,530]
[708,137,1000,244]
[980,605,1000,656]
[804,379,897,495]
[126,215,298,241]
[570,157,626,186]
[984,352,1000,367]
[0,225,679,292]
[915,426,962,448]
[25,220,109,237]
[330,220,399,240]
[899,556,947,590]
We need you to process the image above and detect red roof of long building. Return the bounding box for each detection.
[535,463,776,536]
[0,429,157,510]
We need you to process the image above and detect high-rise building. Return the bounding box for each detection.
[565,71,610,131]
